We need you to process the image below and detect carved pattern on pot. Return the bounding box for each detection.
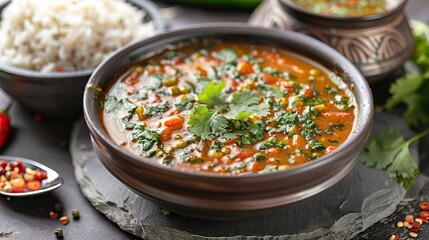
[294,14,414,77]
[249,0,415,82]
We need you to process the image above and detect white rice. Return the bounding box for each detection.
[0,0,155,72]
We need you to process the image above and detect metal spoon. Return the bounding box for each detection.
[0,156,63,197]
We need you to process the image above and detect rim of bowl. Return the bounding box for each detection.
[280,0,407,22]
[0,0,165,78]
[84,22,374,181]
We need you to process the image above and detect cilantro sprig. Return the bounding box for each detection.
[385,21,429,127]
[362,128,429,190]
[188,81,270,140]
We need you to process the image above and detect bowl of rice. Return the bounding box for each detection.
[0,0,164,118]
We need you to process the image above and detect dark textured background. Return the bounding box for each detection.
[0,0,428,239]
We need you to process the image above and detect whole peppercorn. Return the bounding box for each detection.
[71,209,80,219]
[54,228,63,238]
[59,216,69,225]
[54,203,63,212]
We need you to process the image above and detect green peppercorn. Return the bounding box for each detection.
[54,228,63,238]
[71,209,80,219]
[163,79,177,86]
[309,68,320,76]
[134,66,144,74]
[180,87,190,94]
[176,140,187,149]
[54,203,63,212]
[170,86,181,96]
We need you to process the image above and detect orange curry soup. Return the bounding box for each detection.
[102,40,356,175]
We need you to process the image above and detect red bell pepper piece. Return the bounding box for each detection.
[0,103,11,149]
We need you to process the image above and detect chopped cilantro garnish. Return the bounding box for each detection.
[259,138,286,150]
[268,112,298,133]
[104,96,136,115]
[258,166,277,174]
[130,125,160,153]
[301,129,325,151]
[214,49,238,63]
[334,95,352,111]
[144,103,170,116]
[210,141,223,151]
[325,85,339,94]
[144,74,163,90]
[190,158,205,164]
[175,95,195,111]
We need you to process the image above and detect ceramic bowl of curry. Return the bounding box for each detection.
[83,23,373,220]
[249,0,415,83]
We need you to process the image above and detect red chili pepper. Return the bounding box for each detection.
[0,103,11,149]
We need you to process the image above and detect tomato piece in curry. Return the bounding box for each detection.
[102,40,356,175]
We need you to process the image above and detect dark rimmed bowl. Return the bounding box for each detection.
[0,0,164,118]
[249,0,415,83]
[83,23,374,220]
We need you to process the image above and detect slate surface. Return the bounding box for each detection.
[69,112,419,240]
[1,0,429,239]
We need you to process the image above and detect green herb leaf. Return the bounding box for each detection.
[385,73,425,110]
[223,89,270,120]
[268,112,298,133]
[214,49,238,63]
[362,129,429,190]
[175,95,195,111]
[130,125,160,153]
[144,103,170,116]
[188,106,228,140]
[259,138,286,150]
[385,22,429,126]
[144,74,163,90]
[197,81,227,106]
[104,96,136,115]
[402,92,429,126]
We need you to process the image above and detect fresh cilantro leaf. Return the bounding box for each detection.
[325,85,339,94]
[197,81,227,106]
[268,112,298,133]
[385,22,429,126]
[214,49,238,63]
[242,54,261,64]
[210,141,223,151]
[132,91,148,100]
[217,63,240,78]
[334,95,351,111]
[259,138,286,150]
[236,122,266,146]
[190,158,205,164]
[362,128,429,190]
[130,125,160,153]
[257,82,286,98]
[301,129,325,151]
[144,74,163,90]
[304,98,324,107]
[104,96,136,115]
[258,166,277,174]
[402,92,429,127]
[188,106,228,140]
[175,95,195,111]
[223,89,270,120]
[144,103,170,116]
[385,73,425,110]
